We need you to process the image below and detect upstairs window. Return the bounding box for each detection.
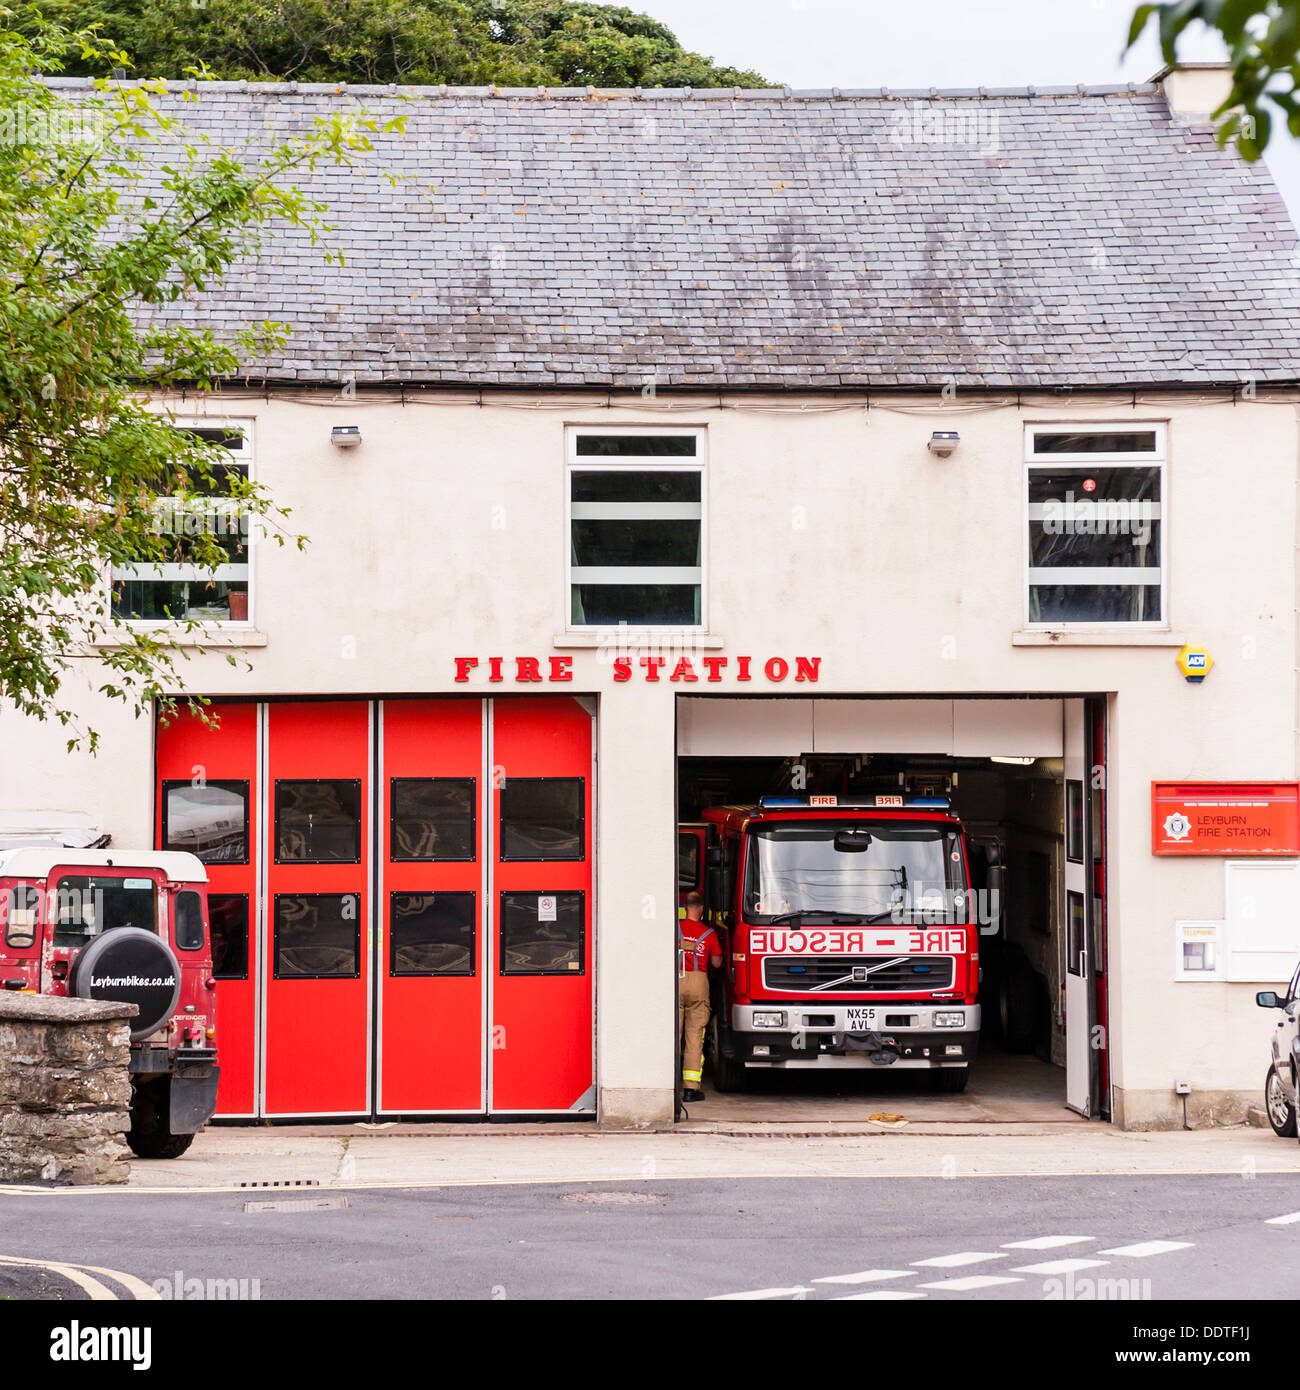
[567,428,705,628]
[112,422,252,624]
[1025,424,1165,625]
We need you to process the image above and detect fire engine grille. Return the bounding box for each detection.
[761,956,955,993]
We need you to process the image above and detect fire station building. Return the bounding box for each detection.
[6,65,1300,1130]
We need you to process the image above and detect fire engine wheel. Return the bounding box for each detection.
[929,1066,970,1094]
[127,1079,195,1160]
[707,1021,748,1093]
[1266,1065,1297,1138]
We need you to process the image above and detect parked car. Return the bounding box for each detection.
[1256,962,1300,1138]
[0,849,219,1157]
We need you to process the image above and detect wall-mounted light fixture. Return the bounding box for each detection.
[331,425,362,449]
[928,430,960,457]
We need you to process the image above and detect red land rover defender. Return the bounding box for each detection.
[698,796,992,1093]
[0,849,220,1158]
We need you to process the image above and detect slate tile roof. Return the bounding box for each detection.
[50,80,1300,389]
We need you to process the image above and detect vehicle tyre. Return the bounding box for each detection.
[929,1066,970,1094]
[127,1079,195,1160]
[707,1019,747,1093]
[1266,1065,1297,1138]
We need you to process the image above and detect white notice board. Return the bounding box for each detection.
[1224,859,1300,982]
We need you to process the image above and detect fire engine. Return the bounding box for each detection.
[0,849,220,1158]
[696,796,994,1092]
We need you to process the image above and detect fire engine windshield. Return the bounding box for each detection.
[743,822,965,923]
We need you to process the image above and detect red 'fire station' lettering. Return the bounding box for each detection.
[453,654,820,683]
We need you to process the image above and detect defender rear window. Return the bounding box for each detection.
[51,876,157,947]
[4,885,39,949]
[173,890,205,952]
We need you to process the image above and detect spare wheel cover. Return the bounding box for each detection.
[69,927,182,1042]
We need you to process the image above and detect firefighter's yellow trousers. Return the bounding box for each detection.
[678,970,710,1087]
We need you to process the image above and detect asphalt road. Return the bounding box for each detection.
[1,1172,1297,1302]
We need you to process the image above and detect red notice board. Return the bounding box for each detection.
[1152,782,1300,856]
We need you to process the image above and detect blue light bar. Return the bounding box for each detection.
[757,795,952,810]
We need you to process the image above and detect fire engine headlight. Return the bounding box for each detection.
[934,1011,966,1028]
[752,1011,786,1028]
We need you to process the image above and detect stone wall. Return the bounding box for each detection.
[0,994,137,1185]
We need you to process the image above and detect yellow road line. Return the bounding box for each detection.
[3,1164,1300,1197]
[67,1259,162,1301]
[0,1253,118,1300]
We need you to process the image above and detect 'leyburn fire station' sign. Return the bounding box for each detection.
[1151,782,1300,856]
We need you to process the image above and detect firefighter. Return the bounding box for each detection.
[679,891,722,1102]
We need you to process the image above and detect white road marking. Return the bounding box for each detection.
[1265,1211,1300,1225]
[917,1275,1023,1292]
[836,1289,927,1300]
[813,1269,914,1285]
[710,1286,814,1300]
[1001,1235,1096,1250]
[1099,1240,1193,1258]
[1010,1258,1111,1275]
[911,1251,1007,1268]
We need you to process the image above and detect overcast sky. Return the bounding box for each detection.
[636,0,1300,221]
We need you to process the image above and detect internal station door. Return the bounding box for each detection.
[156,701,259,1118]
[488,696,595,1113]
[378,698,486,1114]
[263,701,372,1117]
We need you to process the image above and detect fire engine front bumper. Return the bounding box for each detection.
[729,1004,980,1068]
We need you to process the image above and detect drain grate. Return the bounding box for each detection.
[562,1191,666,1206]
[244,1196,349,1213]
[237,1179,321,1189]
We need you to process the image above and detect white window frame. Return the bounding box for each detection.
[112,415,255,628]
[1022,421,1168,630]
[565,425,707,632]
